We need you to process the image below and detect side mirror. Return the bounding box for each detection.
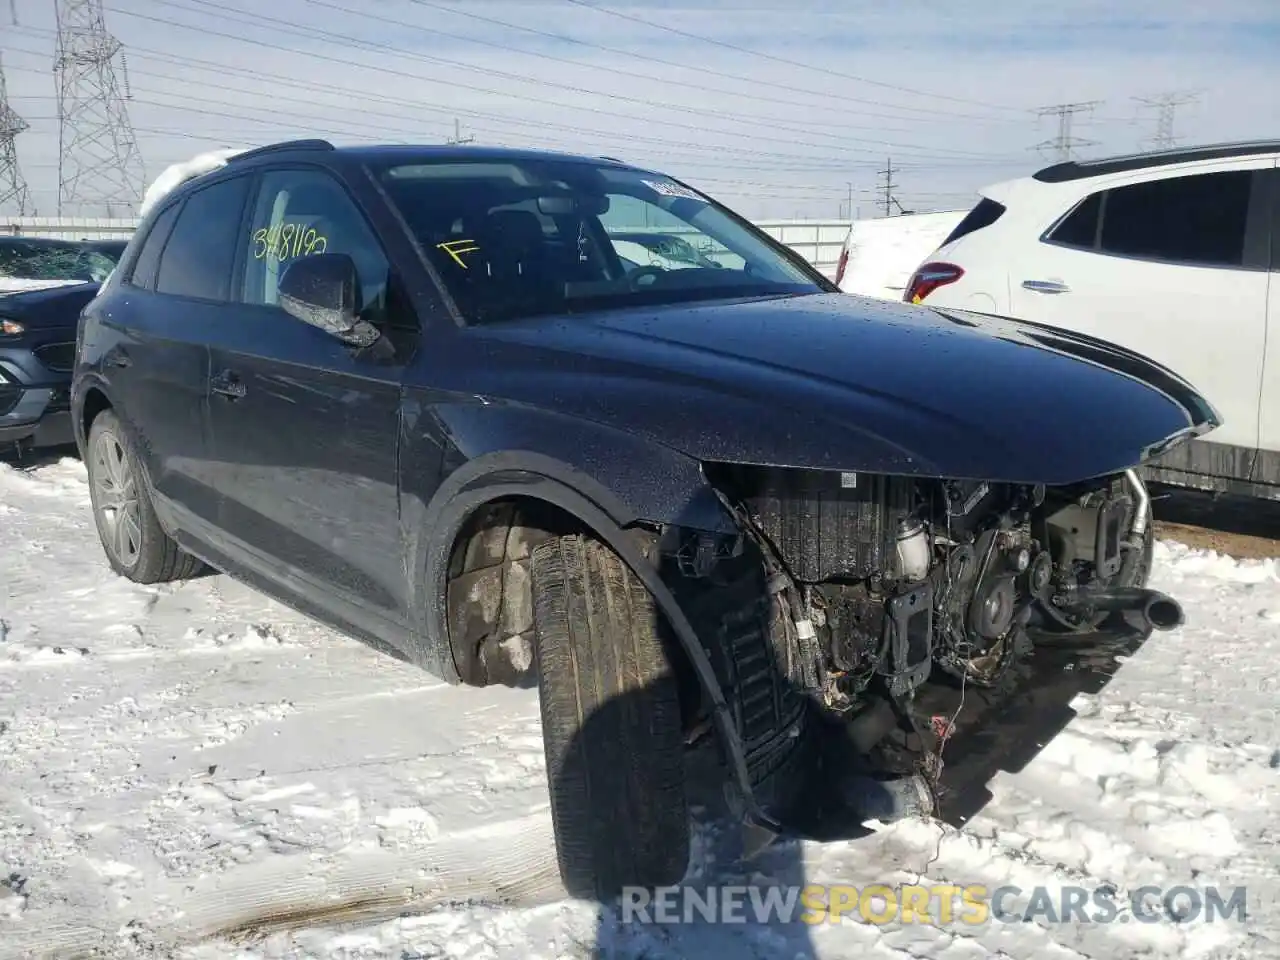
[277,253,380,348]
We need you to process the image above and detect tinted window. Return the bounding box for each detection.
[941,198,1006,246]
[1048,191,1102,250]
[155,175,251,300]
[241,169,390,325]
[1098,170,1253,267]
[376,158,821,325]
[127,203,181,290]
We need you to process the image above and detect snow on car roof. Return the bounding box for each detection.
[138,147,249,218]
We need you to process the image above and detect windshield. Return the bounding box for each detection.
[0,239,117,282]
[375,158,826,323]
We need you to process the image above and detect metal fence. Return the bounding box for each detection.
[2,216,140,241]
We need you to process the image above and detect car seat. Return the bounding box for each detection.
[463,208,563,320]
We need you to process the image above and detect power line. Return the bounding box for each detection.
[5,41,1029,220]
[558,0,1028,115]
[54,0,146,216]
[2,37,919,171]
[0,51,35,216]
[122,0,1017,163]
[5,64,1015,177]
[400,0,1027,126]
[1032,101,1102,162]
[7,22,1026,175]
[1133,91,1200,150]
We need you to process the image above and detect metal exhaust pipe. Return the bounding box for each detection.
[1060,585,1184,632]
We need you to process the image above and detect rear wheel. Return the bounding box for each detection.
[529,534,689,900]
[86,410,203,583]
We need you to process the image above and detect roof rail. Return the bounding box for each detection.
[228,139,336,163]
[1032,139,1280,183]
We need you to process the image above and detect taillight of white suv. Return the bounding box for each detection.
[834,246,850,286]
[904,262,964,304]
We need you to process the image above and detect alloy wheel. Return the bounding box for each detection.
[92,429,142,568]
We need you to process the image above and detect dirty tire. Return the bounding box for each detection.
[530,534,689,900]
[86,409,204,584]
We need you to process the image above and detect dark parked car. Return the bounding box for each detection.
[0,236,128,453]
[72,140,1217,899]
[1,281,105,452]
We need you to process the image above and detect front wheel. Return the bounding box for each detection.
[85,410,204,584]
[529,534,690,900]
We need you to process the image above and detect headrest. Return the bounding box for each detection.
[483,209,546,250]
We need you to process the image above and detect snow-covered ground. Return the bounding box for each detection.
[2,456,1278,959]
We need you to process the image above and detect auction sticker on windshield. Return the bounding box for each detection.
[641,179,705,202]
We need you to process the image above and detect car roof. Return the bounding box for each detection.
[1031,139,1280,183]
[224,138,636,169]
[145,139,650,215]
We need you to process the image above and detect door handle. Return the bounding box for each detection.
[1021,279,1070,294]
[210,370,246,400]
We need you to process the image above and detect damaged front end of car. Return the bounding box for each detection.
[652,457,1184,831]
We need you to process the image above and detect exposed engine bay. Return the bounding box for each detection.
[661,464,1184,785]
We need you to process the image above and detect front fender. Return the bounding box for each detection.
[398,402,737,680]
[429,402,737,534]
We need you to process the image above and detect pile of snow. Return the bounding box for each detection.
[837,210,966,301]
[0,457,1277,959]
[138,147,249,218]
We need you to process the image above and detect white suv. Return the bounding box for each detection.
[906,141,1279,500]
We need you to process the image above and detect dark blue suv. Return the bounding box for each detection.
[1,236,122,453]
[72,139,1216,898]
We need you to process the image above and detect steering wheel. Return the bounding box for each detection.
[627,265,666,290]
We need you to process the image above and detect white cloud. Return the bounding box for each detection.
[3,0,1278,219]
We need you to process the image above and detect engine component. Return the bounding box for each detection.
[1053,584,1184,633]
[1027,549,1053,597]
[931,528,1035,687]
[1093,495,1130,579]
[822,585,884,675]
[739,468,914,582]
[879,581,933,696]
[895,517,931,582]
[945,479,991,517]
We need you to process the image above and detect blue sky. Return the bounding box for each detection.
[3,0,1279,218]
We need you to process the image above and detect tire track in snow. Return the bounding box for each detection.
[139,815,565,952]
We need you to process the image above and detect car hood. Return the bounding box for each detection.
[456,292,1219,485]
[0,278,87,295]
[0,281,101,329]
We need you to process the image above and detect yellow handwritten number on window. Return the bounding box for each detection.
[252,224,329,261]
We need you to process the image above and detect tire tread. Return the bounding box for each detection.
[530,534,688,899]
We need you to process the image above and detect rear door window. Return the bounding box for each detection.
[1098,170,1253,267]
[155,175,251,301]
[127,203,181,290]
[1047,192,1102,250]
